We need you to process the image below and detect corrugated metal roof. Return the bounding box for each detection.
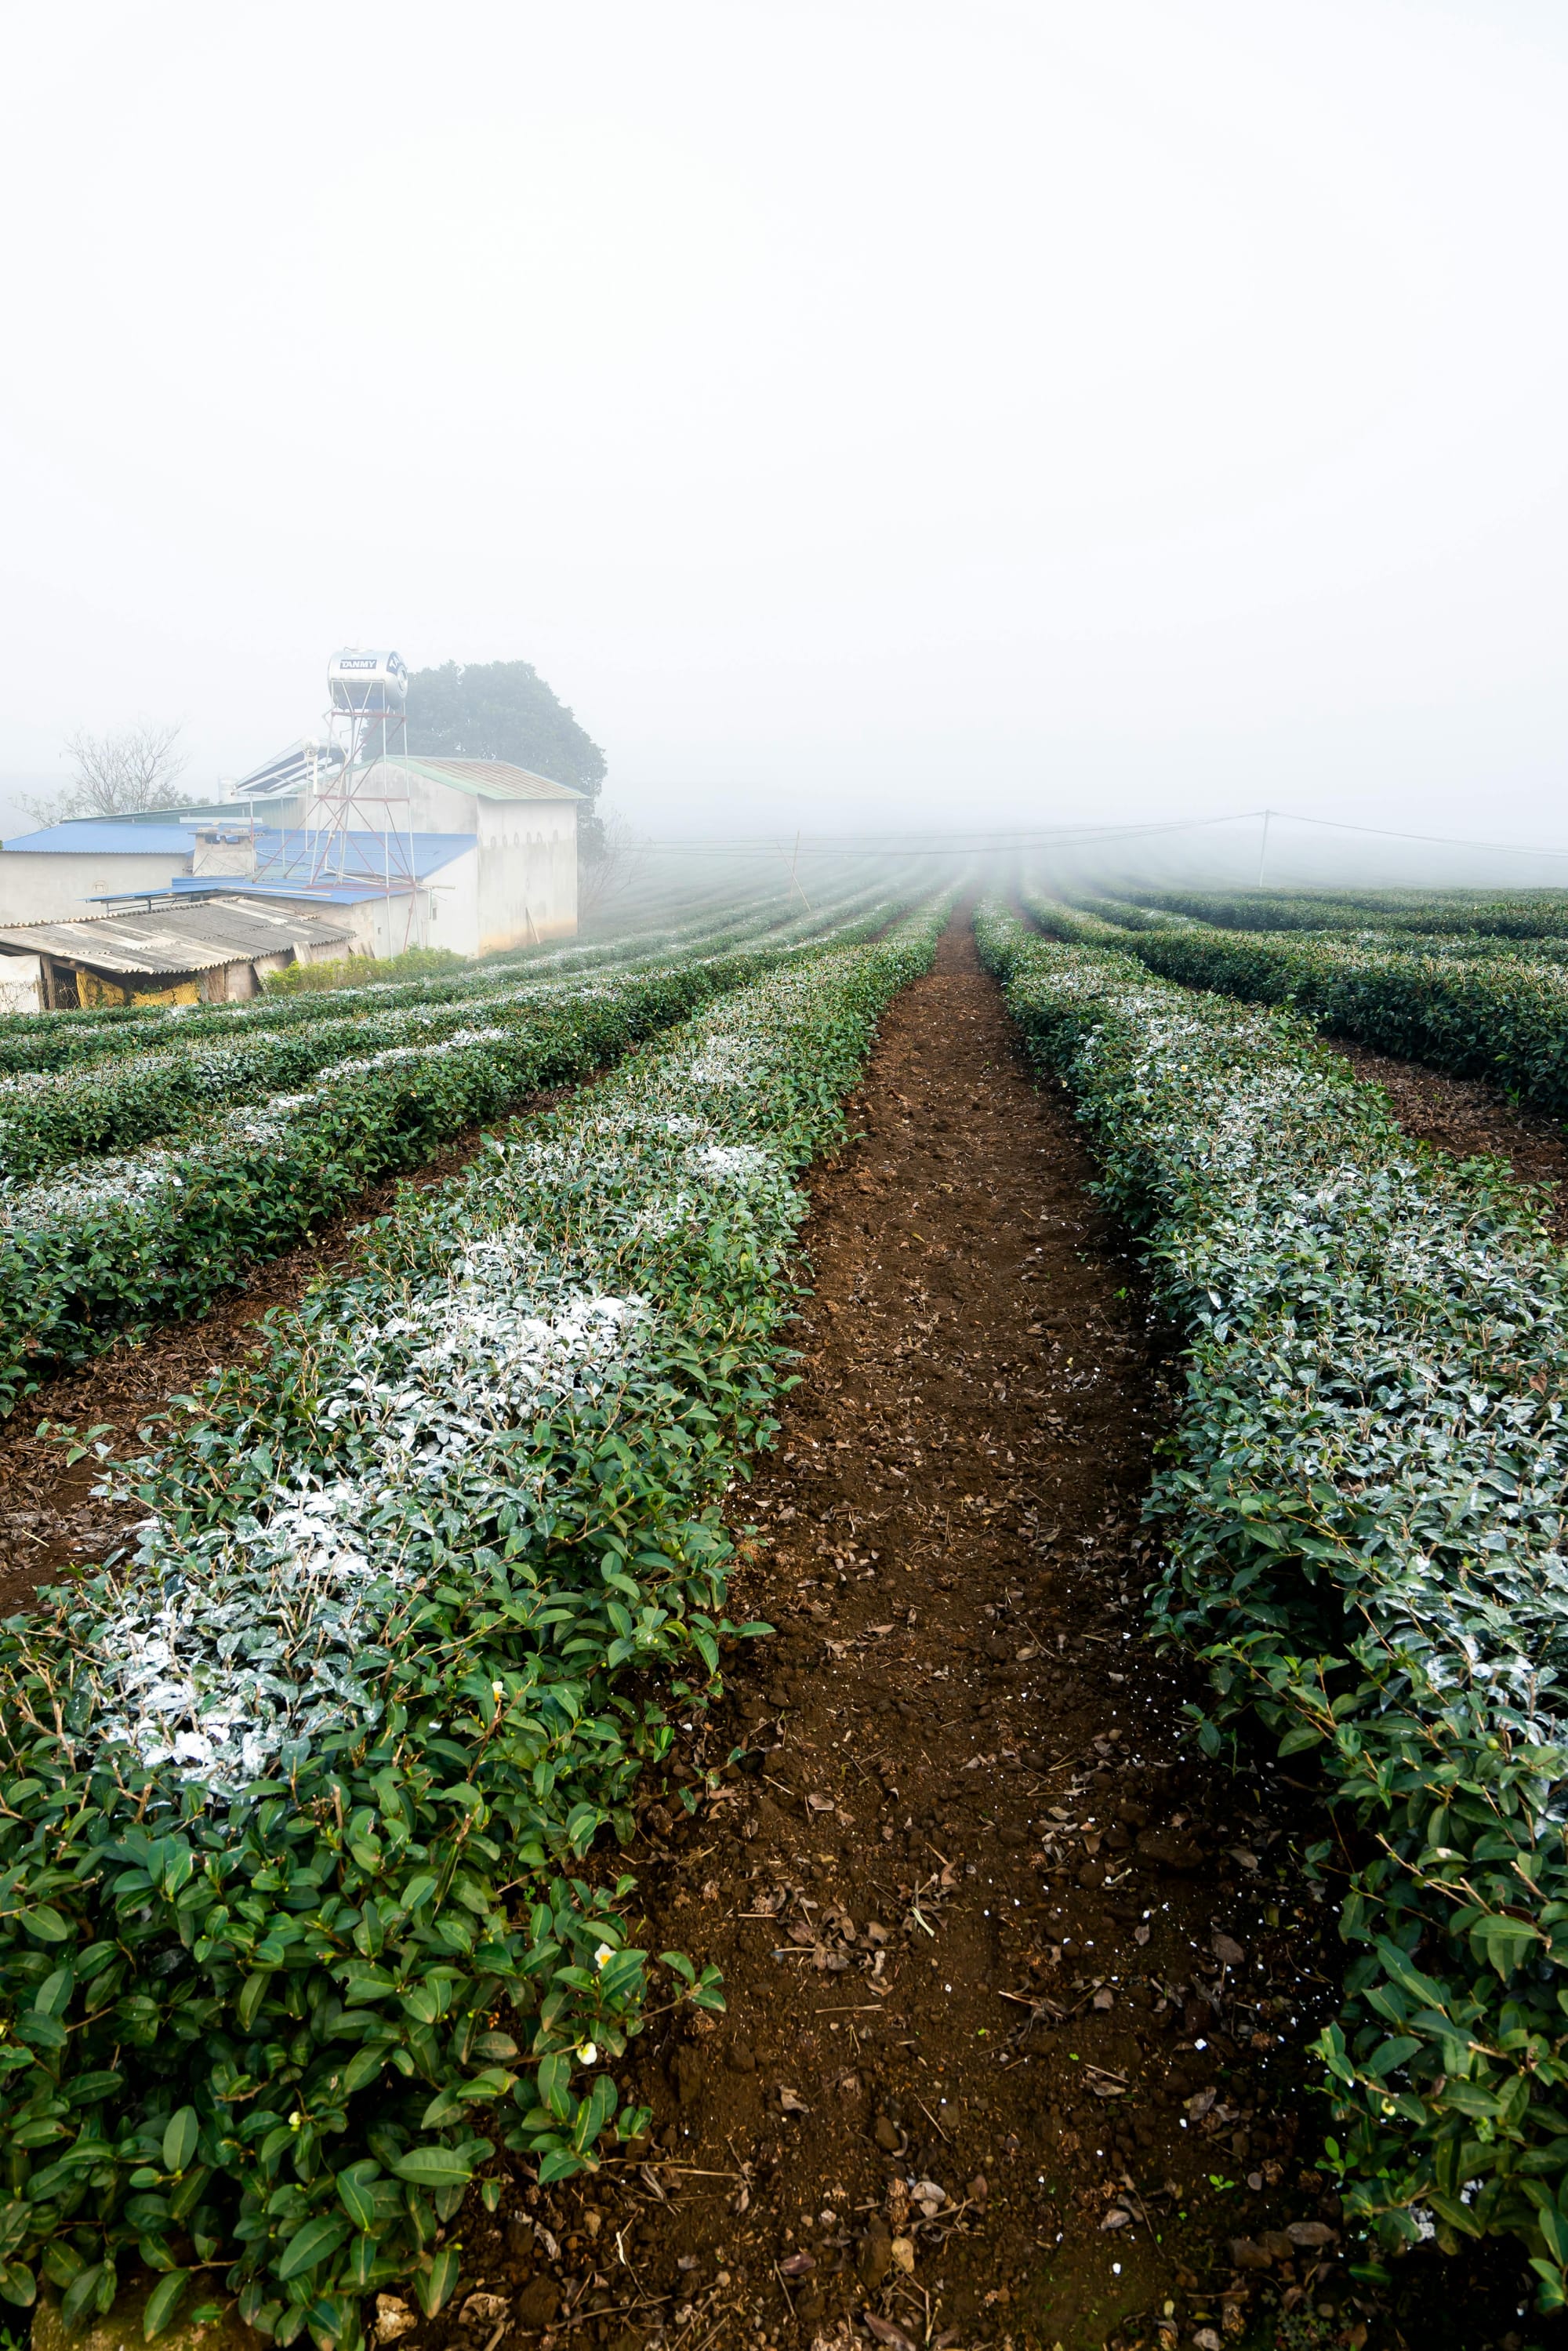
[0,898,354,976]
[374,757,583,804]
[2,823,199,856]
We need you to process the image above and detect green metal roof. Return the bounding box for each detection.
[368,757,583,805]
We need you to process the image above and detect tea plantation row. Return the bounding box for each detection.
[982,904,1568,2313]
[0,905,946,2347]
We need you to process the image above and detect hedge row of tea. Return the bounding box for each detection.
[1123,886,1568,939]
[0,906,945,2348]
[0,875,899,1081]
[1027,895,1568,1116]
[0,898,910,1408]
[0,871,900,1180]
[1071,894,1568,968]
[0,981,674,1184]
[979,905,1568,2309]
[0,964,724,1412]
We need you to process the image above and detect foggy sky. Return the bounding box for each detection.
[1,1,1565,852]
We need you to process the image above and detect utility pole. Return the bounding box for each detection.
[780,829,812,910]
[1255,808,1272,889]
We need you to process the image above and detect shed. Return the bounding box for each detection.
[0,898,358,1010]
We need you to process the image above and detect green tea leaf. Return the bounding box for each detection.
[162,2107,199,2175]
[143,2269,190,2341]
[275,2217,350,2283]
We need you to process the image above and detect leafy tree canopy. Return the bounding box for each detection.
[405,660,607,806]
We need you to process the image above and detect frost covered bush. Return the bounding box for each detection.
[0,997,563,1181]
[1043,902,1568,1114]
[981,904,1568,2310]
[1118,885,1568,940]
[0,876,907,1084]
[0,957,772,1407]
[0,906,943,2347]
[0,893,918,1404]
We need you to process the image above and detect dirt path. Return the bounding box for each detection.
[1330,1039,1568,1240]
[421,927,1515,2351]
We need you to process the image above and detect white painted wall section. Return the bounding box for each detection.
[0,852,190,924]
[474,801,577,947]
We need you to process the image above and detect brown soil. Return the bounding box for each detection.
[1330,1039,1568,1239]
[407,929,1539,2351]
[0,1125,503,1614]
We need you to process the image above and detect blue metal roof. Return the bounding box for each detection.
[2,823,200,856]
[163,878,401,907]
[154,831,475,908]
[18,821,475,905]
[248,829,474,885]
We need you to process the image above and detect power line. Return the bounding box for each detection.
[1259,807,1568,863]
[611,806,1568,862]
[618,814,1256,851]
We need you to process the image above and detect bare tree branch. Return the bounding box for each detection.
[577,806,644,920]
[24,721,192,826]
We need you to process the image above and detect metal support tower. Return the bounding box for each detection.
[307,649,423,947]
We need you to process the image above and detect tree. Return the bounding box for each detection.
[576,807,644,920]
[405,659,608,853]
[25,720,192,825]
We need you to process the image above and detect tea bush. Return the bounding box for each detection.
[0,961,738,1409]
[0,907,945,2347]
[261,949,466,996]
[0,894,913,1406]
[1124,887,1568,939]
[979,904,1568,2309]
[1026,897,1568,1114]
[0,879,904,1083]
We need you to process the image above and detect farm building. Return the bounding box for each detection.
[0,896,358,1009]
[222,754,582,951]
[0,755,580,957]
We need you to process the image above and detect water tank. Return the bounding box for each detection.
[328,649,408,712]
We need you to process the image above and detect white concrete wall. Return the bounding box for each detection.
[474,801,578,949]
[405,773,476,835]
[424,845,481,956]
[253,896,383,957]
[252,862,480,958]
[0,851,191,923]
[271,772,578,953]
[191,834,258,878]
[295,770,474,837]
[0,954,43,1012]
